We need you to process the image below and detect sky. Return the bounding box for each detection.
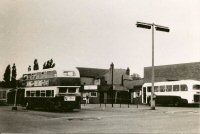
[0,0,200,80]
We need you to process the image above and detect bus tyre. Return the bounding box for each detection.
[148,100,151,106]
[147,97,151,106]
[174,100,180,107]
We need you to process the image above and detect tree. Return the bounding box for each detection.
[3,65,11,88]
[126,67,130,75]
[11,63,17,88]
[33,59,39,70]
[131,73,142,80]
[43,59,55,69]
[28,65,31,72]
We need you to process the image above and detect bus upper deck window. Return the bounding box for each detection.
[63,71,75,76]
[181,84,188,91]
[68,88,76,93]
[59,88,67,93]
[173,85,179,91]
[193,85,200,90]
[52,70,57,77]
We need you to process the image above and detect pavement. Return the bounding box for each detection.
[0,104,200,133]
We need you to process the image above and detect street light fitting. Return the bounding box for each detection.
[155,26,170,32]
[136,21,170,32]
[136,22,151,29]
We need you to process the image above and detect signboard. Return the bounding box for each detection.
[84,85,98,90]
[26,80,49,87]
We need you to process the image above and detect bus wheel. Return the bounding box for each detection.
[147,97,151,106]
[174,100,180,107]
[148,100,151,106]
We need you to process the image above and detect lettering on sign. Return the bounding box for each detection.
[26,80,49,87]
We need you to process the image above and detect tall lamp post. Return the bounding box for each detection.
[110,62,114,108]
[136,21,170,110]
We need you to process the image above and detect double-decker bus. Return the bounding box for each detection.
[142,80,200,106]
[21,67,81,111]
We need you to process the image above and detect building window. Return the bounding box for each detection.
[90,92,97,97]
[26,91,30,97]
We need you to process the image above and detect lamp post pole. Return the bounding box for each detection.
[111,62,114,108]
[151,24,155,110]
[136,21,170,110]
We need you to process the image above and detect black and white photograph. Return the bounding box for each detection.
[0,0,199,133]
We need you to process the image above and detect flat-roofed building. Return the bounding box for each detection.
[144,62,200,83]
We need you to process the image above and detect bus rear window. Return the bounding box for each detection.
[193,85,200,90]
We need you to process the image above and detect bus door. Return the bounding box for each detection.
[143,87,147,103]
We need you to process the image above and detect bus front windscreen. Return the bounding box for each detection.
[193,85,200,90]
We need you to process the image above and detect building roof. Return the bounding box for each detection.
[124,79,144,90]
[77,67,108,78]
[144,62,200,83]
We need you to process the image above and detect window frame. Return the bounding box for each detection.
[180,84,188,91]
[173,85,180,92]
[90,92,97,97]
[166,85,172,92]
